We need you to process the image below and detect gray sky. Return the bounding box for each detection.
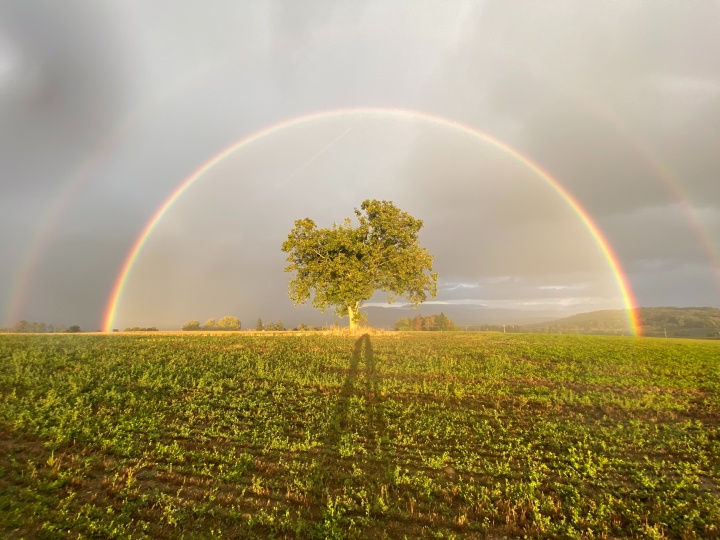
[1,1,719,331]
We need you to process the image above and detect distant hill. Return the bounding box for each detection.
[520,307,720,338]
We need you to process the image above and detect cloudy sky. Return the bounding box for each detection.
[1,1,719,331]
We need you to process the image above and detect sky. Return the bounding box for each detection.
[1,1,719,331]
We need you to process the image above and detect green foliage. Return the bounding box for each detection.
[264,320,286,331]
[181,320,201,331]
[395,312,457,331]
[203,318,217,330]
[3,321,71,333]
[637,307,720,337]
[184,317,241,331]
[123,326,158,332]
[295,323,313,331]
[282,199,437,328]
[217,316,241,331]
[1,333,719,538]
[521,307,720,337]
[11,320,51,333]
[256,318,263,331]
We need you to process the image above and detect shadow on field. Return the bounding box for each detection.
[327,333,383,453]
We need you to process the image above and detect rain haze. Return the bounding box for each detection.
[1,1,719,331]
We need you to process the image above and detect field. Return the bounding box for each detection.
[1,332,719,539]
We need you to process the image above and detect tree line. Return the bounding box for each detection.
[0,320,82,333]
[394,313,457,331]
[181,316,241,331]
[255,318,286,331]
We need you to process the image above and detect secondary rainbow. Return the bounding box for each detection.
[102,107,642,335]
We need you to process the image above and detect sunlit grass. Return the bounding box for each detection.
[1,333,719,538]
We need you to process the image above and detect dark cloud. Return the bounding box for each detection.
[0,1,130,192]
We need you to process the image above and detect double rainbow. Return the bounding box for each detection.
[101,107,642,335]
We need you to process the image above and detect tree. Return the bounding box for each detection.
[124,327,158,332]
[394,317,412,331]
[31,322,47,333]
[264,321,285,331]
[182,320,201,331]
[282,199,437,330]
[434,312,456,331]
[203,318,217,331]
[217,315,241,331]
[66,325,81,333]
[256,318,263,331]
[13,320,30,333]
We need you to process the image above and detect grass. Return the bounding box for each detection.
[1,332,719,538]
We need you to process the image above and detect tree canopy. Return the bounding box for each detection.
[182,320,201,331]
[281,199,437,329]
[217,316,241,331]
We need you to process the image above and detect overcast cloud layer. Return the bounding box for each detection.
[1,1,719,331]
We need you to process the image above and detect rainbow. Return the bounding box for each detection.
[4,131,127,327]
[560,85,720,289]
[488,48,720,295]
[102,107,642,335]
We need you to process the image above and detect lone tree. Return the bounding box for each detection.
[281,199,437,330]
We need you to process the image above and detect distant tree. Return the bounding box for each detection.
[13,320,30,333]
[217,316,241,331]
[66,325,81,333]
[422,315,436,331]
[182,320,201,331]
[413,315,423,331]
[394,317,412,331]
[124,327,158,332]
[203,318,217,331]
[11,320,53,333]
[31,322,47,333]
[395,313,456,331]
[256,318,263,331]
[264,321,285,331]
[434,312,456,331]
[282,199,437,330]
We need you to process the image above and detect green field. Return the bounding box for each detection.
[1,333,719,539]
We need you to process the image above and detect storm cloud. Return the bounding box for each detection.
[1,1,718,331]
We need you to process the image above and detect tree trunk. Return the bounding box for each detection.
[347,304,358,331]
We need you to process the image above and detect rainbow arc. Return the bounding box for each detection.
[102,107,642,335]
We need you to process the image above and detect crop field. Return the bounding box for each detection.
[1,332,719,539]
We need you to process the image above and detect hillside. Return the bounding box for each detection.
[521,306,720,337]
